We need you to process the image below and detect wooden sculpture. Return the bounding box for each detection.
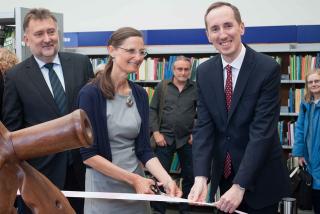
[0,109,93,214]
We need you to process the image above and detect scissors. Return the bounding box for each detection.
[150,177,165,195]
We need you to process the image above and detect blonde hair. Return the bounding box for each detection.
[304,68,320,103]
[0,48,19,74]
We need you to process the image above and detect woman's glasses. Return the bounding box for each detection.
[118,47,148,57]
[307,79,320,85]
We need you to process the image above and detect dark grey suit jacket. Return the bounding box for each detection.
[2,52,94,189]
[193,45,290,209]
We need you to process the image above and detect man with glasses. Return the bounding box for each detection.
[150,56,197,214]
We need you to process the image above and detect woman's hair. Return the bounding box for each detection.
[93,27,143,99]
[304,68,320,103]
[0,48,19,74]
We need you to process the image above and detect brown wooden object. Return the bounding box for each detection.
[0,109,93,214]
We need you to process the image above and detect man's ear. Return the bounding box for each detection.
[23,34,29,47]
[240,22,245,36]
[206,30,212,43]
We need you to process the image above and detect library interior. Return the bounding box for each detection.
[0,0,319,214]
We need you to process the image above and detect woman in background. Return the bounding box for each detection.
[77,27,182,214]
[0,48,18,120]
[293,69,320,213]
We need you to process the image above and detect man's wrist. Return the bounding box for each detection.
[234,184,245,192]
[195,176,208,183]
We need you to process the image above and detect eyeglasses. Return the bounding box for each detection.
[307,79,320,85]
[118,47,148,57]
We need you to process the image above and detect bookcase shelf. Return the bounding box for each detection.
[282,145,293,150]
[280,112,299,117]
[281,80,305,84]
[65,43,320,55]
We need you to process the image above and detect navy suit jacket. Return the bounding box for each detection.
[193,45,290,209]
[2,52,94,189]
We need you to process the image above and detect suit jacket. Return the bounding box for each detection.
[2,52,94,189]
[193,45,290,209]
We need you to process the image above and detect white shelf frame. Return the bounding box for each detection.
[280,112,299,116]
[65,43,320,56]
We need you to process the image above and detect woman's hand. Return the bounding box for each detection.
[298,157,307,167]
[132,175,156,194]
[163,179,182,197]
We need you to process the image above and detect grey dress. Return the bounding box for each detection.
[84,93,151,214]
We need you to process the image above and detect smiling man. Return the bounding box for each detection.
[188,2,290,213]
[2,8,93,214]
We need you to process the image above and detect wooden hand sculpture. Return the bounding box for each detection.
[0,109,93,214]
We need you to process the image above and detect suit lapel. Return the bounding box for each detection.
[59,53,73,112]
[25,57,60,115]
[227,47,255,122]
[211,57,228,122]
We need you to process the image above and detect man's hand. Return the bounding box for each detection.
[163,179,183,197]
[214,184,245,213]
[188,134,193,145]
[188,176,208,202]
[153,131,167,147]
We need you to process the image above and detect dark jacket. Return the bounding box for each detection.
[193,45,290,209]
[2,52,94,189]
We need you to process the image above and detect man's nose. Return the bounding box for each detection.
[43,33,51,42]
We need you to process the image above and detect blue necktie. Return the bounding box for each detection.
[44,63,67,115]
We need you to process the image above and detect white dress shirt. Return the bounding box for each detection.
[34,55,66,96]
[221,44,246,90]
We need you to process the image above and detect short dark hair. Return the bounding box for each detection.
[204,1,242,28]
[23,8,57,31]
[173,55,192,69]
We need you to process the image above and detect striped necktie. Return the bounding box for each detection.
[44,63,67,115]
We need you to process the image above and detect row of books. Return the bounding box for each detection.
[90,53,320,82]
[169,152,181,173]
[144,87,155,104]
[0,26,15,52]
[90,56,210,81]
[287,88,304,113]
[90,57,108,71]
[278,120,296,147]
[288,53,320,80]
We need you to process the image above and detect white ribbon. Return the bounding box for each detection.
[17,190,246,214]
[61,191,247,214]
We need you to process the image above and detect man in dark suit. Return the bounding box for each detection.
[188,2,290,213]
[2,8,93,213]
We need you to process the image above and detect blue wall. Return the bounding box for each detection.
[64,25,320,47]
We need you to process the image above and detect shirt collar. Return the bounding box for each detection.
[34,54,61,68]
[312,98,320,105]
[221,44,246,70]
